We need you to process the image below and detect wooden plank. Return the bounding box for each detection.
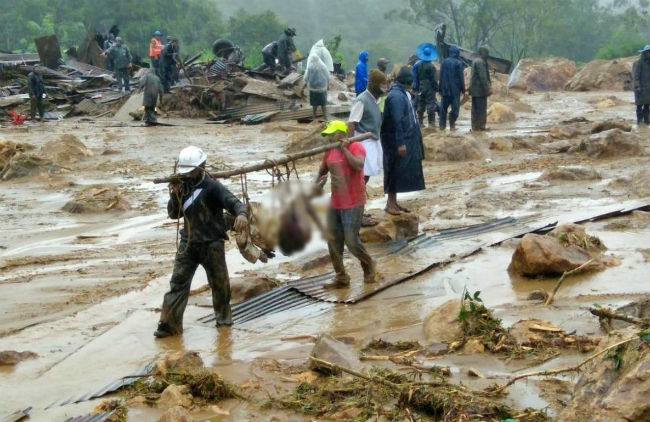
[112,93,143,122]
[34,34,62,69]
[241,78,284,100]
[0,94,29,108]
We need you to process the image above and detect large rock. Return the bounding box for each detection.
[155,351,204,375]
[422,300,463,344]
[424,135,488,161]
[40,134,93,165]
[540,166,601,181]
[558,328,650,421]
[159,406,193,422]
[62,185,130,213]
[547,224,607,254]
[159,384,193,410]
[573,129,643,158]
[0,350,38,365]
[487,102,515,123]
[310,334,362,374]
[565,56,636,91]
[590,119,632,134]
[509,233,601,277]
[360,213,419,244]
[507,57,577,91]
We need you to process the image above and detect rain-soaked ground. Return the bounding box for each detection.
[0,90,649,420]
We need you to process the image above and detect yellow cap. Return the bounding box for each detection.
[321,120,348,136]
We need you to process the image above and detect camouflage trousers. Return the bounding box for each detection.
[159,240,232,334]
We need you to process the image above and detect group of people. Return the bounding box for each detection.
[260,27,298,74]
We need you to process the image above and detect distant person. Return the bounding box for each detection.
[149,30,163,77]
[415,42,439,127]
[380,66,425,216]
[303,50,329,120]
[633,45,650,125]
[348,69,388,227]
[140,69,164,125]
[435,23,449,62]
[315,121,377,288]
[103,37,132,92]
[103,33,115,71]
[27,64,46,122]
[469,46,492,131]
[161,38,179,93]
[355,50,369,95]
[438,45,465,130]
[377,58,390,74]
[277,27,297,72]
[261,41,278,72]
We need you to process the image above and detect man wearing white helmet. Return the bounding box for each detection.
[155,146,249,337]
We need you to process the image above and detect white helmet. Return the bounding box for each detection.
[177,146,207,174]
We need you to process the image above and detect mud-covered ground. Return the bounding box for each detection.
[0,89,649,421]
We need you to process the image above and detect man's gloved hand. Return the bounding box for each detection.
[234,214,249,233]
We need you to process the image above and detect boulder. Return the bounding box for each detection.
[487,102,515,123]
[155,350,204,375]
[159,384,193,410]
[0,350,38,365]
[424,135,488,161]
[594,98,616,110]
[159,406,193,422]
[573,129,643,158]
[422,300,463,344]
[539,139,576,154]
[558,328,650,421]
[565,56,636,91]
[507,57,577,91]
[590,119,632,134]
[360,213,419,244]
[62,185,130,213]
[310,334,363,374]
[540,166,601,181]
[509,233,602,277]
[489,137,514,152]
[549,123,590,139]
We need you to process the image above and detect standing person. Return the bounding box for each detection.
[438,45,465,130]
[315,121,377,288]
[435,23,449,62]
[377,58,390,75]
[348,69,388,226]
[155,146,249,337]
[140,69,164,125]
[469,46,492,131]
[103,37,133,92]
[161,38,179,93]
[27,64,46,122]
[633,45,650,125]
[355,50,370,96]
[277,28,297,72]
[415,42,439,128]
[149,30,163,77]
[261,41,278,72]
[103,33,115,71]
[303,51,330,121]
[381,66,425,216]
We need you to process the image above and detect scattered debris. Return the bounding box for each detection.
[62,185,130,213]
[0,350,38,366]
[508,57,577,91]
[92,400,127,422]
[565,56,636,91]
[540,165,601,181]
[310,334,363,375]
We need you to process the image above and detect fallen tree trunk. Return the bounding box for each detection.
[589,307,649,328]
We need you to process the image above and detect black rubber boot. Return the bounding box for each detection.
[154,321,174,338]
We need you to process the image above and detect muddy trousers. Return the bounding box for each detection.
[471,96,488,131]
[161,64,174,92]
[115,68,130,92]
[439,95,460,128]
[151,58,160,78]
[144,106,157,124]
[327,206,375,281]
[417,88,438,125]
[30,96,44,120]
[636,104,650,124]
[159,240,232,334]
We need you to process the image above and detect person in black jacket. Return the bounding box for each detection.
[155,146,249,338]
[438,45,465,129]
[28,65,46,121]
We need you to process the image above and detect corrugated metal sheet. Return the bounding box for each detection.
[63,411,114,422]
[45,361,153,409]
[207,59,229,78]
[1,407,31,422]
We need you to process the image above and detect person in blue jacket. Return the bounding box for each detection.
[355,50,369,96]
[438,45,465,129]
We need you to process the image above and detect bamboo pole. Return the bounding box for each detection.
[153,132,373,183]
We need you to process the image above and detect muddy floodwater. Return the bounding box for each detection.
[1,90,649,421]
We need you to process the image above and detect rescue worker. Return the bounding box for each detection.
[149,30,163,77]
[161,38,179,93]
[435,23,449,62]
[155,146,249,337]
[277,28,297,72]
[27,64,46,122]
[633,45,650,125]
[355,50,369,95]
[415,42,439,127]
[377,58,390,75]
[261,40,278,72]
[103,37,133,92]
[103,33,115,71]
[438,45,465,130]
[303,50,329,121]
[469,46,492,131]
[315,121,377,288]
[140,69,164,125]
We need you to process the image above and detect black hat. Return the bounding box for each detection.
[285,27,296,37]
[395,66,413,86]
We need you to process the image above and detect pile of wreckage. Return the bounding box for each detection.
[0,32,352,126]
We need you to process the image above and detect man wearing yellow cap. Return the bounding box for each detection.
[315,121,377,288]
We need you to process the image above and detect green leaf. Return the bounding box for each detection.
[473,291,483,302]
[458,307,468,322]
[593,303,602,309]
[638,329,650,343]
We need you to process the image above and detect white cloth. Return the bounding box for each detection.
[304,53,329,92]
[357,130,383,177]
[348,100,364,123]
[309,40,334,72]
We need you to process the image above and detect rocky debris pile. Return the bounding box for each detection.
[0,139,58,180]
[41,134,93,164]
[423,134,488,161]
[573,128,644,158]
[62,185,130,213]
[508,57,577,91]
[565,56,636,91]
[540,165,602,181]
[486,102,515,123]
[0,350,38,365]
[509,223,616,277]
[359,213,419,243]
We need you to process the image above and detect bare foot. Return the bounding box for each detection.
[385,206,402,215]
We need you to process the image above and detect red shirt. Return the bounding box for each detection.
[323,142,366,210]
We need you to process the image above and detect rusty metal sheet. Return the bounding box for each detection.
[63,411,114,422]
[1,407,31,422]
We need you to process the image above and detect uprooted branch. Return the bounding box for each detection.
[545,259,594,305]
[589,307,650,328]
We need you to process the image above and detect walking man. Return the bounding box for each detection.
[149,30,163,77]
[155,146,249,337]
[415,42,439,127]
[303,51,330,121]
[469,46,492,131]
[28,64,46,122]
[439,45,465,130]
[316,121,377,288]
[103,37,132,92]
[140,69,164,125]
[633,45,650,125]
